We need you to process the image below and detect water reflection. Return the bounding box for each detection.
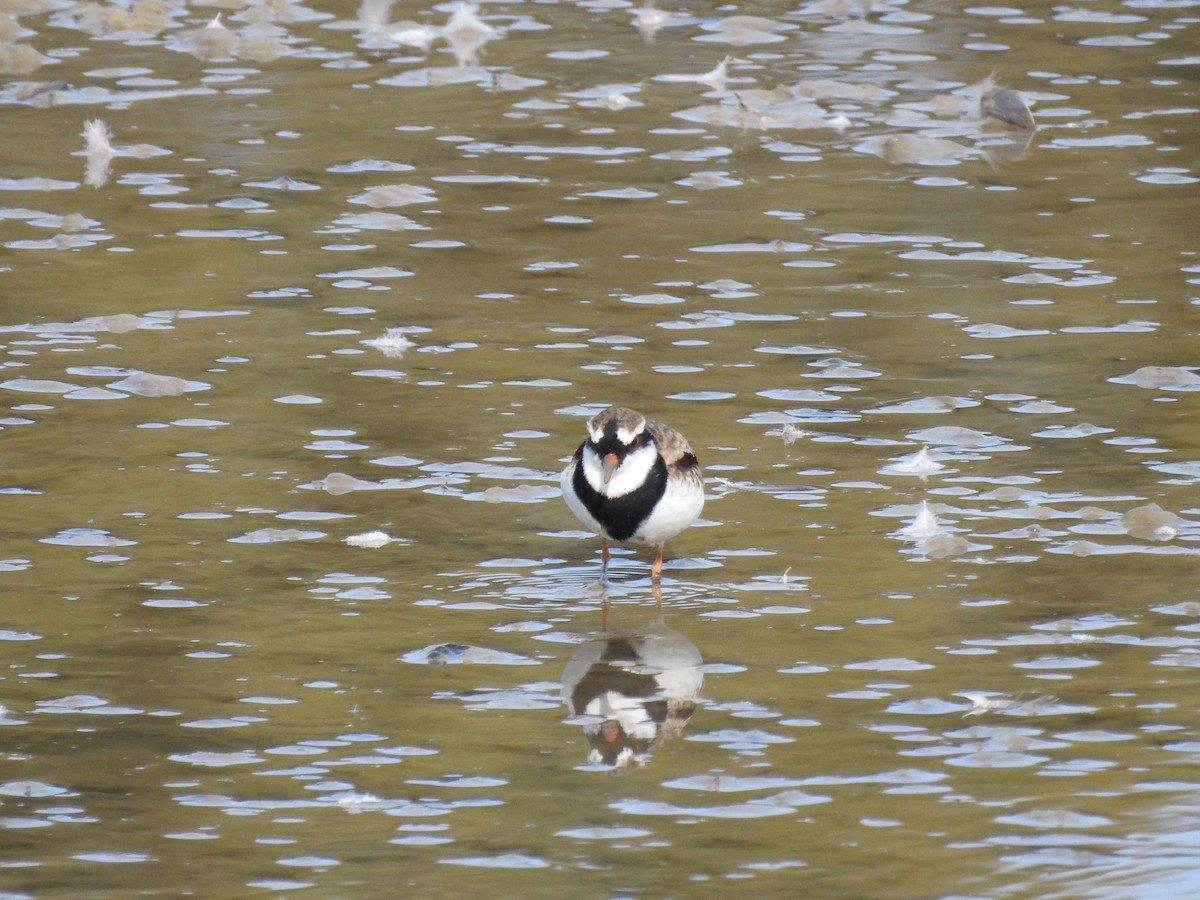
[978,77,1036,166]
[562,597,703,772]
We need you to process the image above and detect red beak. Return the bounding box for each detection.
[601,452,620,484]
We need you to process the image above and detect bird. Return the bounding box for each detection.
[561,406,704,581]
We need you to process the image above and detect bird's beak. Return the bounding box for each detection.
[601,452,620,484]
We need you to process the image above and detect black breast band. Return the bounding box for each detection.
[572,453,668,541]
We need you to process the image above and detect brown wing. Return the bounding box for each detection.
[645,418,701,474]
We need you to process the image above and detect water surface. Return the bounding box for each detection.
[2,0,1199,896]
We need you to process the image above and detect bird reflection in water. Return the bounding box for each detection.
[561,585,703,772]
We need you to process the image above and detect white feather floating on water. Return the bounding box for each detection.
[442,3,496,67]
[345,530,398,548]
[82,119,114,187]
[657,56,731,91]
[882,446,946,477]
[893,500,970,559]
[361,327,417,359]
[770,423,808,447]
[633,5,672,41]
[390,23,440,51]
[895,500,945,540]
[80,118,171,187]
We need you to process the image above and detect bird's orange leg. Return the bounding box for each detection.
[600,537,611,581]
[651,544,664,581]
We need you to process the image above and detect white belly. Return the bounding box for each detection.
[631,474,704,546]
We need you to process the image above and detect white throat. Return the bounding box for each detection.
[582,441,658,499]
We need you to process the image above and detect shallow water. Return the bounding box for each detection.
[2,0,1199,896]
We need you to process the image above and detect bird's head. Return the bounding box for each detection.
[588,407,650,483]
